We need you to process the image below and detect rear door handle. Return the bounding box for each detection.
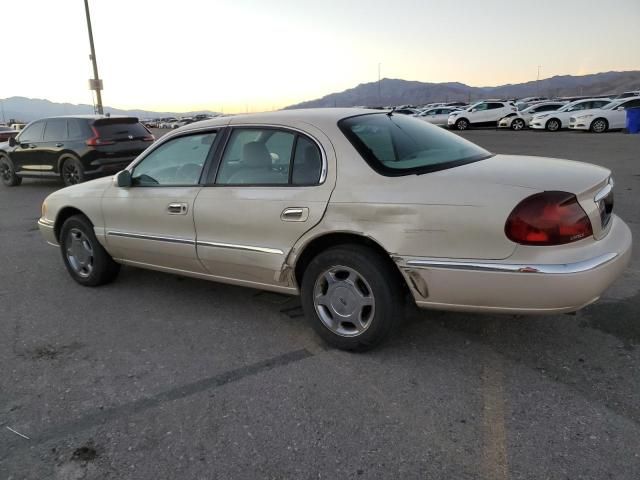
[55,143,63,147]
[281,207,309,222]
[167,202,188,215]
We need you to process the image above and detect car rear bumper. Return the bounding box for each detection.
[396,215,632,314]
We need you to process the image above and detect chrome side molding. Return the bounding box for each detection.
[197,241,284,255]
[405,252,618,275]
[106,231,195,245]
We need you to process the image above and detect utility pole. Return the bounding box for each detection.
[84,0,103,114]
[537,65,542,97]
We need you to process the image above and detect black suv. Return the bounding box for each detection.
[0,115,154,187]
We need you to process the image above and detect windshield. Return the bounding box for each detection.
[601,101,623,110]
[338,113,491,176]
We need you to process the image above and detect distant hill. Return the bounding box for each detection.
[0,96,220,123]
[285,70,640,109]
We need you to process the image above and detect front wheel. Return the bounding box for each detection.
[300,245,403,351]
[455,118,469,130]
[60,214,120,286]
[590,118,608,133]
[545,118,561,131]
[511,118,525,130]
[0,155,22,186]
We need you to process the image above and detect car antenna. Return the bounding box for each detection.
[386,107,396,116]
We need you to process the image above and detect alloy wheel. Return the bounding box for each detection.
[66,228,94,278]
[547,119,560,131]
[0,161,12,183]
[512,119,524,130]
[592,119,607,133]
[313,265,375,337]
[63,162,81,185]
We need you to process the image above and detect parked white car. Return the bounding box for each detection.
[416,107,461,126]
[529,98,611,131]
[569,97,640,133]
[498,102,566,130]
[37,109,631,351]
[447,101,517,130]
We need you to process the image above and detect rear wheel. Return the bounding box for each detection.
[61,156,86,187]
[60,214,120,286]
[545,118,561,131]
[455,118,470,130]
[300,245,403,351]
[0,155,22,186]
[511,118,525,130]
[590,118,608,133]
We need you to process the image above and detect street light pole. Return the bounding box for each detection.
[84,0,103,114]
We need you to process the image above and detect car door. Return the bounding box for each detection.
[613,99,640,128]
[486,102,509,123]
[40,119,68,175]
[432,109,450,125]
[469,102,489,124]
[193,124,336,289]
[101,130,220,272]
[10,120,46,175]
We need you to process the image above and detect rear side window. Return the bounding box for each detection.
[487,103,504,110]
[339,113,491,176]
[18,121,45,143]
[623,99,640,109]
[68,119,88,139]
[292,136,322,185]
[93,120,149,141]
[43,119,68,141]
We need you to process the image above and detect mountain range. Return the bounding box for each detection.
[0,97,219,123]
[3,70,639,121]
[285,70,640,109]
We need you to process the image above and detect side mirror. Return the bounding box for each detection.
[116,170,132,187]
[471,108,477,113]
[617,106,625,111]
[8,136,17,147]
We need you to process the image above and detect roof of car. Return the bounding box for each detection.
[30,115,138,121]
[179,108,380,132]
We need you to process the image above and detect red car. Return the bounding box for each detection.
[0,126,19,143]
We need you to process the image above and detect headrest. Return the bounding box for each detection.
[242,142,272,168]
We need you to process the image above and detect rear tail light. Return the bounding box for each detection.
[86,126,115,146]
[505,191,593,246]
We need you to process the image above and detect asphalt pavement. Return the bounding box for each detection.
[1,129,639,479]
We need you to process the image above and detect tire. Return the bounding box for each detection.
[455,118,470,130]
[59,214,120,286]
[60,156,86,187]
[590,118,608,133]
[545,118,561,132]
[300,245,404,352]
[511,118,525,131]
[0,155,22,186]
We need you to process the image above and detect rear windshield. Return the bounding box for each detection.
[93,119,149,140]
[338,113,491,176]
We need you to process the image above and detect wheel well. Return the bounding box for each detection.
[293,232,409,292]
[54,207,87,241]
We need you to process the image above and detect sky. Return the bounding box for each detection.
[2,0,639,113]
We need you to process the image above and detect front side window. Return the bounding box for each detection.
[339,113,491,176]
[471,103,488,111]
[43,119,67,141]
[487,103,504,110]
[18,121,45,143]
[131,132,216,186]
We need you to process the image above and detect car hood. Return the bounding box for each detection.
[49,175,115,200]
[445,154,610,193]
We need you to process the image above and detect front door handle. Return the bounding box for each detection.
[167,202,188,215]
[55,143,64,147]
[281,207,309,222]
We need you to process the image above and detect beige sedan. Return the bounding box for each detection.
[38,109,632,351]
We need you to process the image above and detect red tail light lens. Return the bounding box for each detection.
[86,126,115,146]
[505,191,593,246]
